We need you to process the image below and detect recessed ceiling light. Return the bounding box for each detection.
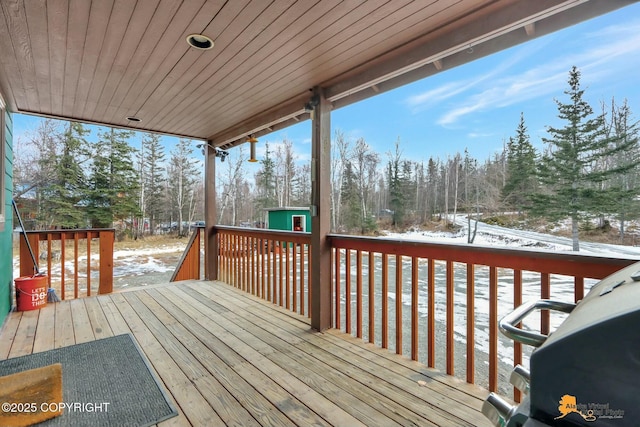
[186,34,214,50]
[126,116,141,122]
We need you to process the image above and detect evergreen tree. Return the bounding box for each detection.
[530,67,622,251]
[340,161,362,231]
[142,133,166,235]
[386,139,406,227]
[427,157,440,219]
[86,128,139,230]
[41,121,89,228]
[503,113,538,214]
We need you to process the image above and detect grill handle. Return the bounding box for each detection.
[499,299,576,347]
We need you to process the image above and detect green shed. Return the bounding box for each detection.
[266,207,311,233]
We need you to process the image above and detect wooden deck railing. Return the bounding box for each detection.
[18,229,115,300]
[329,234,637,400]
[179,226,638,400]
[216,226,312,317]
[170,226,203,282]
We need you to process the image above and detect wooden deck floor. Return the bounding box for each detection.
[0,281,492,427]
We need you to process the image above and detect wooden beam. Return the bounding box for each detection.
[205,141,218,280]
[208,93,309,146]
[324,0,614,102]
[310,88,331,331]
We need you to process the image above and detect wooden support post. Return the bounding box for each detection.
[19,233,39,277]
[310,87,331,331]
[205,140,218,280]
[98,230,114,294]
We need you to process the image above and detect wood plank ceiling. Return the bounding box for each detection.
[0,0,636,148]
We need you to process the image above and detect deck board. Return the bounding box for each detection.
[32,303,55,353]
[0,281,492,426]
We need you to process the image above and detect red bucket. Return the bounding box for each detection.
[15,275,48,311]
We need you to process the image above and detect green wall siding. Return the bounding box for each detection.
[0,109,13,325]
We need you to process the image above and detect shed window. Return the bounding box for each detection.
[292,215,305,232]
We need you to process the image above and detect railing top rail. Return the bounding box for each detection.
[215,225,311,243]
[22,228,116,234]
[329,233,638,279]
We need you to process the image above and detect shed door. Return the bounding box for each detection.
[292,215,305,232]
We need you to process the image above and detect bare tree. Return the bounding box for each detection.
[218,147,248,225]
[274,140,296,207]
[13,119,62,200]
[351,137,380,231]
[331,130,351,230]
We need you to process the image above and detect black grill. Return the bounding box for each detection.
[482,261,640,426]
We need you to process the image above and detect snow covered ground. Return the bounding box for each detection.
[11,241,187,292]
[383,216,640,257]
[341,218,640,393]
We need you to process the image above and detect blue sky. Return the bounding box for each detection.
[13,3,640,170]
[264,3,640,165]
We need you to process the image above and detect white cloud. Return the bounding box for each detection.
[409,17,640,127]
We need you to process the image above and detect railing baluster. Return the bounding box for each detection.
[86,231,92,297]
[261,238,266,298]
[368,251,375,344]
[237,234,241,287]
[244,235,250,292]
[243,235,247,289]
[300,244,305,316]
[74,232,79,299]
[238,234,242,285]
[396,254,402,355]
[345,249,351,334]
[272,239,277,303]
[514,268,523,402]
[381,253,388,349]
[489,266,498,392]
[446,260,454,375]
[227,233,232,283]
[466,263,475,384]
[61,233,66,300]
[356,250,363,339]
[428,258,435,368]
[285,243,291,309]
[574,276,584,303]
[307,244,311,318]
[279,241,284,307]
[411,256,418,361]
[334,248,340,329]
[46,233,52,287]
[541,272,550,335]
[292,243,297,312]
